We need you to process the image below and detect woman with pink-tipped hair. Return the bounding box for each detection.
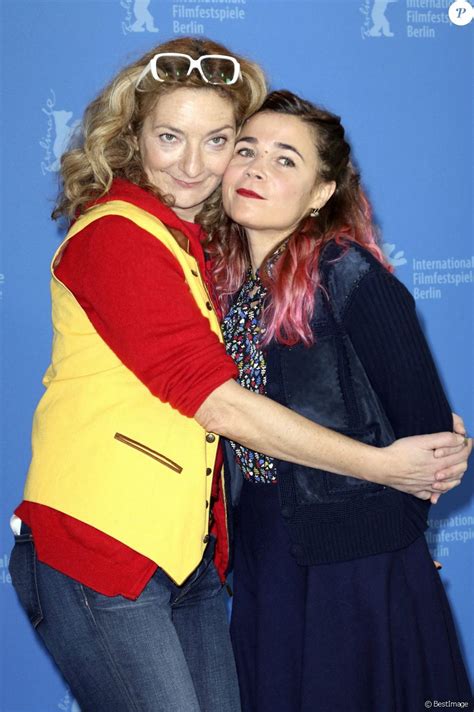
[213,89,472,711]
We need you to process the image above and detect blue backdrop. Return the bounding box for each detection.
[1,1,472,710]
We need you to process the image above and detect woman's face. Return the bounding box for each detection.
[222,111,331,238]
[139,87,236,221]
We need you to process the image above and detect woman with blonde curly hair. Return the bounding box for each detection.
[9,38,470,712]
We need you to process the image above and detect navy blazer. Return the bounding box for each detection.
[261,240,431,565]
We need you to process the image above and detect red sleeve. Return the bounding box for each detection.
[55,216,237,417]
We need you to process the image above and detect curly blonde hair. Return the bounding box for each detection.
[53,36,267,222]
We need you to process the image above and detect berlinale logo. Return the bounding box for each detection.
[40,90,80,176]
[361,0,398,39]
[382,242,407,268]
[122,0,159,34]
[58,688,81,712]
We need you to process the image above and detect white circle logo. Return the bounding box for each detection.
[448,0,474,25]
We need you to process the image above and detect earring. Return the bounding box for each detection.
[310,208,320,217]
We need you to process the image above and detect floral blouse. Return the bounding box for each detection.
[221,269,277,484]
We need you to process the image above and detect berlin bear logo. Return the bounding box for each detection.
[57,688,81,712]
[123,0,159,33]
[51,110,80,171]
[40,90,80,175]
[368,0,397,37]
[382,242,407,268]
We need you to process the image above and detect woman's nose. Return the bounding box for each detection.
[245,160,265,180]
[180,145,204,178]
[244,150,270,179]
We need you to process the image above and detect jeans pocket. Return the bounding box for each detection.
[9,538,44,628]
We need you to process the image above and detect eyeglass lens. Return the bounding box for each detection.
[154,55,191,80]
[200,57,237,84]
[154,56,237,85]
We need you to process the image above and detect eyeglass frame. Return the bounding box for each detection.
[135,52,242,88]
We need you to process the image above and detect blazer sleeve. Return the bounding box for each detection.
[341,268,452,438]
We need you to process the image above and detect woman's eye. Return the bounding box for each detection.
[278,156,295,168]
[237,147,254,158]
[209,136,227,147]
[159,133,177,143]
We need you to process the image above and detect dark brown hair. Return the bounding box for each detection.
[209,90,390,346]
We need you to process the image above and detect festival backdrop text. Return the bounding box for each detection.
[1,1,473,709]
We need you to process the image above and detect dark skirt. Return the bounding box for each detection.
[230,479,472,712]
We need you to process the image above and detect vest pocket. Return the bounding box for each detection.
[114,433,183,473]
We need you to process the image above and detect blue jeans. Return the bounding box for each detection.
[9,527,241,712]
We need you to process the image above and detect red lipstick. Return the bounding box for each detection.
[236,188,264,200]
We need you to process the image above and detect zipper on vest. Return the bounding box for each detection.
[114,433,183,473]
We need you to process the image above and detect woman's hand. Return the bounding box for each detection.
[451,412,467,436]
[378,431,471,502]
[430,413,469,503]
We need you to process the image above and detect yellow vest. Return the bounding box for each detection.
[24,200,224,585]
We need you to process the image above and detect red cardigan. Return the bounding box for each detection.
[16,179,237,599]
